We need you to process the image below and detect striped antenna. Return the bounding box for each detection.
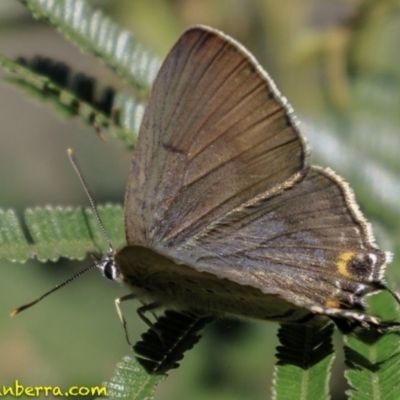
[10,148,112,316]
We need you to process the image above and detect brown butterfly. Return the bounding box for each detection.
[13,25,400,332]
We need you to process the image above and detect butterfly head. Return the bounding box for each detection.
[92,247,121,283]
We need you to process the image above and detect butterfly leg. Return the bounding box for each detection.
[137,302,167,346]
[115,293,137,345]
[137,302,162,332]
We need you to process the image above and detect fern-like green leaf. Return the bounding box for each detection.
[273,320,335,400]
[100,355,164,400]
[0,205,124,263]
[133,311,214,375]
[0,209,31,263]
[0,53,145,146]
[19,0,161,97]
[100,312,213,399]
[112,92,145,147]
[344,292,400,400]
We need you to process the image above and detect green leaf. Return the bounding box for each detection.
[0,209,31,263]
[133,311,214,375]
[100,312,212,399]
[344,292,400,400]
[100,355,164,400]
[19,0,161,98]
[273,321,335,400]
[0,205,125,263]
[113,92,146,147]
[0,53,145,147]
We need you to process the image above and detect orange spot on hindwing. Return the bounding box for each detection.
[325,298,341,309]
[336,251,356,277]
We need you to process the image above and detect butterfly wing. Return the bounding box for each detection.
[166,166,388,315]
[125,26,308,247]
[123,26,390,325]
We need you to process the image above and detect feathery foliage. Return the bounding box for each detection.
[273,321,335,400]
[344,293,400,400]
[19,0,160,97]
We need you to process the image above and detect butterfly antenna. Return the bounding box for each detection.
[10,264,95,316]
[10,149,113,317]
[67,148,113,253]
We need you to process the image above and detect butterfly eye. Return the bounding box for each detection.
[103,260,117,280]
[92,249,118,281]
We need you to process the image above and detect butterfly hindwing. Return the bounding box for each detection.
[167,167,388,320]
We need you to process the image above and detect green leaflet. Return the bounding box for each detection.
[273,321,335,400]
[100,355,164,400]
[0,52,145,147]
[0,205,125,263]
[345,292,400,400]
[0,209,30,263]
[100,312,213,400]
[134,311,214,375]
[19,0,161,97]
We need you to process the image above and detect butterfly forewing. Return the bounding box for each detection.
[125,26,308,247]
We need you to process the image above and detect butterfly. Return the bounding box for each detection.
[13,25,400,332]
[97,25,399,331]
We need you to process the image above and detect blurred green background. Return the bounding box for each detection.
[1,1,400,399]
